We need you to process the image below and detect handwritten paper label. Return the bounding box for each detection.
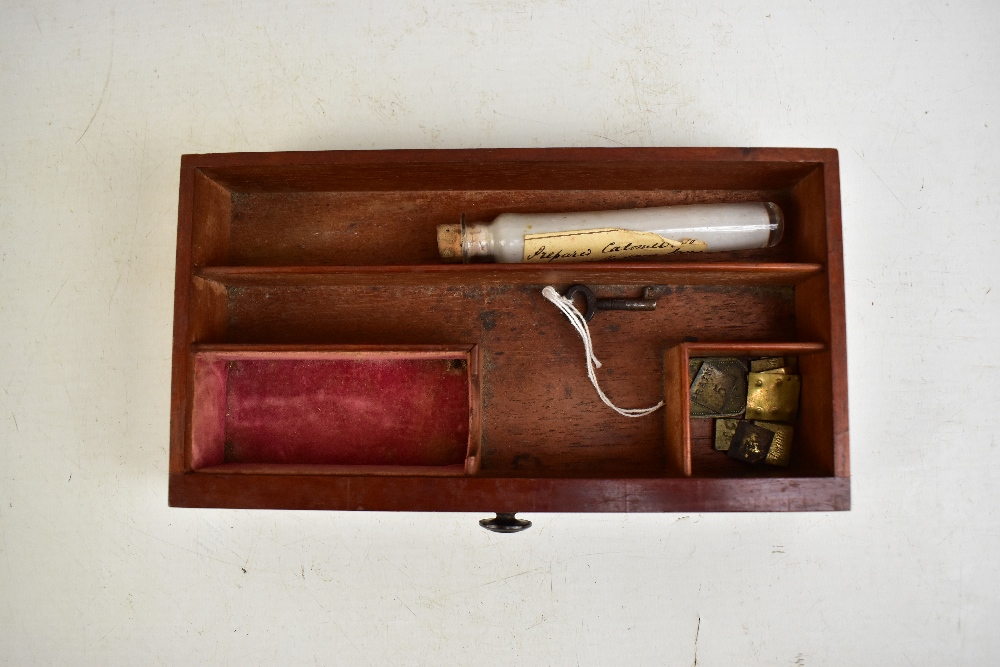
[522,228,707,263]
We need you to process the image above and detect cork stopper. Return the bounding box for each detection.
[437,224,463,262]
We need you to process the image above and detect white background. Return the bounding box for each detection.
[1,1,998,664]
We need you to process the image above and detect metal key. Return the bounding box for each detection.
[562,284,657,322]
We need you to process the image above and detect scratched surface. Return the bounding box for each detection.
[1,1,999,665]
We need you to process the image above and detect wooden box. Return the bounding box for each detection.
[169,148,849,513]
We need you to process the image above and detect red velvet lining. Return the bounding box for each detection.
[191,354,470,468]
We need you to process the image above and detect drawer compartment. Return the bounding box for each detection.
[663,341,837,478]
[189,346,481,475]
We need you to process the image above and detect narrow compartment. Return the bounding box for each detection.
[189,346,481,475]
[188,152,829,268]
[224,189,797,266]
[664,342,831,478]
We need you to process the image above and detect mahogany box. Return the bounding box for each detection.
[169,148,849,513]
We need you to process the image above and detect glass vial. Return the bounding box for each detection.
[437,202,784,263]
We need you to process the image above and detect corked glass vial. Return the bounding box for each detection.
[437,202,784,263]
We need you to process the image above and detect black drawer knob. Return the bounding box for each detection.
[479,512,531,533]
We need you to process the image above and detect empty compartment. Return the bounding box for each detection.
[664,342,832,478]
[189,346,481,475]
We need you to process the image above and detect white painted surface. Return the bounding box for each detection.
[1,1,997,664]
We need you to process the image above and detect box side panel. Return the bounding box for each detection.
[169,473,851,512]
[822,153,850,478]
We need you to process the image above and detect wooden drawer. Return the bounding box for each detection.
[169,147,848,513]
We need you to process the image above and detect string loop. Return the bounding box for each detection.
[541,286,664,418]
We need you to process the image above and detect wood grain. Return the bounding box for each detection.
[169,472,850,512]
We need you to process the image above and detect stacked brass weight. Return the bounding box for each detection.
[746,358,800,422]
[727,421,775,463]
[714,418,740,452]
[753,421,793,466]
[688,358,748,418]
[692,356,801,467]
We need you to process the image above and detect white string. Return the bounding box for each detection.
[541,286,664,418]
